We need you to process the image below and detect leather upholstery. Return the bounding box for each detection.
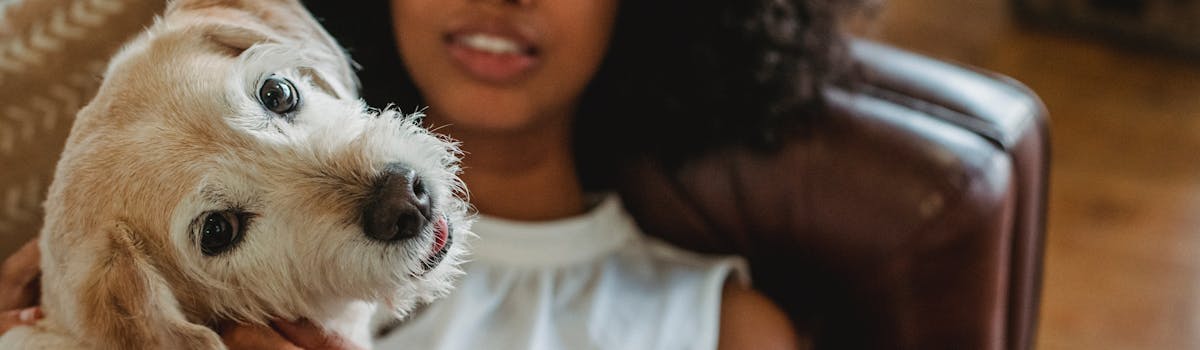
[616,40,1049,350]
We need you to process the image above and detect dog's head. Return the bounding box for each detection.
[38,0,468,348]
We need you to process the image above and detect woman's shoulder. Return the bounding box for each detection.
[626,238,798,350]
[717,282,802,350]
[617,221,804,349]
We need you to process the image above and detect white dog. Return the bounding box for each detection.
[0,0,469,348]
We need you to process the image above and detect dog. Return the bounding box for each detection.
[0,0,469,348]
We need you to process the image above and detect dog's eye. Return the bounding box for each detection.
[199,211,245,256]
[258,76,299,115]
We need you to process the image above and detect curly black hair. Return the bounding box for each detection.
[302,0,864,189]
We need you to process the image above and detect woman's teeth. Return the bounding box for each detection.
[458,34,523,55]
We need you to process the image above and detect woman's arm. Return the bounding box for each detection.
[718,283,805,350]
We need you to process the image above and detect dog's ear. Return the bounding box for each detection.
[165,0,360,99]
[78,223,223,350]
[203,21,278,55]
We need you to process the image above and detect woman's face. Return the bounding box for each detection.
[391,0,619,133]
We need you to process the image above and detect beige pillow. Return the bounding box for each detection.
[0,0,163,259]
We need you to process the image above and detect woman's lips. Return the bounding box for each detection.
[443,26,540,84]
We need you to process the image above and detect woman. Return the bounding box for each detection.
[0,0,863,348]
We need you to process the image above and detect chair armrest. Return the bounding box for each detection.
[617,39,1049,350]
[851,39,1050,350]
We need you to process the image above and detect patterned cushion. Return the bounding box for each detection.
[0,0,164,258]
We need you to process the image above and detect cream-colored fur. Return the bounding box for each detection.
[0,0,470,349]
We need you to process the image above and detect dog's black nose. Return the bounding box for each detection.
[362,163,432,242]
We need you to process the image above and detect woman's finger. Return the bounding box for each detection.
[220,323,303,350]
[0,239,41,310]
[273,319,362,350]
[0,307,42,334]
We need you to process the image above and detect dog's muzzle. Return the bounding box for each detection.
[362,163,432,242]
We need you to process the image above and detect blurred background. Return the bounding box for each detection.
[863,0,1200,348]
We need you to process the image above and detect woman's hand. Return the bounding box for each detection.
[221,319,363,350]
[0,238,43,334]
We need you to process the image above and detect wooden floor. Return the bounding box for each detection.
[866,0,1200,349]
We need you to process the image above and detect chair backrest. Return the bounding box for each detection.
[616,39,1049,350]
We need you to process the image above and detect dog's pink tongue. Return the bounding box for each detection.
[431,217,449,253]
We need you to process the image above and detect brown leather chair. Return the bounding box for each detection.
[617,39,1049,350]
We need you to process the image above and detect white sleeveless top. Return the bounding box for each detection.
[374,195,748,350]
